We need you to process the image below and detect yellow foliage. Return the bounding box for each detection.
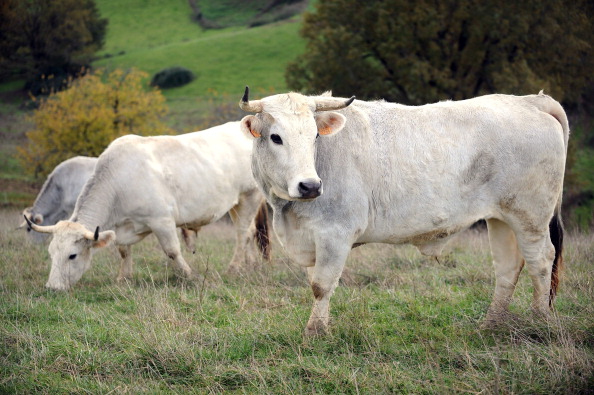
[17,68,173,178]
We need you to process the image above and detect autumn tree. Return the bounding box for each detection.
[0,0,107,92]
[18,69,172,178]
[286,0,593,107]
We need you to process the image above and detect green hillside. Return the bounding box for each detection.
[0,0,307,206]
[94,0,305,115]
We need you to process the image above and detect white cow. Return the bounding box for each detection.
[20,156,97,243]
[239,87,568,335]
[20,156,200,252]
[26,121,270,290]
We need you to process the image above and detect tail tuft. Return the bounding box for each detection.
[548,211,564,307]
[254,200,270,261]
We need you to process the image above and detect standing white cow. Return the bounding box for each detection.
[238,87,568,335]
[21,156,97,243]
[26,121,270,290]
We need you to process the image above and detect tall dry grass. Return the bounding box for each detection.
[1,208,592,393]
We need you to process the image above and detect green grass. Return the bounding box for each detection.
[95,22,303,98]
[1,208,593,393]
[199,0,275,27]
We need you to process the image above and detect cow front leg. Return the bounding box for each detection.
[116,245,134,282]
[305,242,351,336]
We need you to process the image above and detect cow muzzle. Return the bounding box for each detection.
[297,178,323,199]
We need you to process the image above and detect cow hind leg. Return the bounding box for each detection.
[226,191,264,273]
[484,219,524,327]
[181,227,199,254]
[151,222,193,279]
[514,229,556,318]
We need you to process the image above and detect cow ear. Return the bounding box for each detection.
[315,112,346,136]
[240,115,262,138]
[92,230,115,249]
[33,213,43,224]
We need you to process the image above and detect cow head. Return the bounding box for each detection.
[25,216,115,290]
[239,86,354,201]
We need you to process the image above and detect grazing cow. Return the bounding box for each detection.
[20,156,199,253]
[20,156,97,243]
[26,122,270,290]
[239,87,568,335]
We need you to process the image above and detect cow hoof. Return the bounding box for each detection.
[480,318,500,331]
[531,307,553,322]
[225,264,243,276]
[304,323,328,337]
[481,309,522,330]
[116,275,132,283]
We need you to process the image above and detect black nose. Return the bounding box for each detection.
[298,179,322,199]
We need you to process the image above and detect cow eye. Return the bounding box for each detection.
[68,254,77,260]
[270,134,283,145]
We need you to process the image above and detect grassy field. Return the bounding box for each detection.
[1,3,593,392]
[1,208,592,393]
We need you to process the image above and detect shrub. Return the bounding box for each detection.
[0,0,107,85]
[17,68,172,178]
[150,67,196,89]
[287,0,593,106]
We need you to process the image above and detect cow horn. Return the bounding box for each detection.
[314,96,355,112]
[81,226,100,241]
[23,215,56,234]
[239,86,263,113]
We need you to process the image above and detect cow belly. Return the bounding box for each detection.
[174,193,238,227]
[115,221,151,245]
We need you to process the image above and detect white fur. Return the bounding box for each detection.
[42,122,265,290]
[243,91,569,334]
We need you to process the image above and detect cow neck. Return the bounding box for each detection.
[70,176,117,231]
[32,173,60,216]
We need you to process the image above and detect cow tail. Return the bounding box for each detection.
[533,91,568,308]
[254,200,271,261]
[549,198,564,308]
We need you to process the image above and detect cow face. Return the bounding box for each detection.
[25,218,115,290]
[239,87,353,201]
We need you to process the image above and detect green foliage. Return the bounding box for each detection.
[565,121,594,231]
[150,66,196,89]
[17,68,172,178]
[286,0,593,106]
[0,0,107,89]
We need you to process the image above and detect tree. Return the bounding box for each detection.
[0,0,107,90]
[17,69,172,178]
[286,0,593,107]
